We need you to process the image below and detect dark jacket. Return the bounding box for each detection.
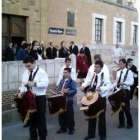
[46,47,57,59]
[29,50,38,60]
[5,46,14,61]
[80,46,92,67]
[17,48,28,60]
[59,47,70,58]
[69,45,78,56]
[127,65,138,87]
[57,77,77,101]
[37,47,43,55]
[127,65,138,74]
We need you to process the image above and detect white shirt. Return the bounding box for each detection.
[82,64,109,88]
[113,47,123,57]
[111,67,134,91]
[19,66,49,96]
[56,65,76,86]
[81,46,85,51]
[89,71,111,97]
[72,45,75,49]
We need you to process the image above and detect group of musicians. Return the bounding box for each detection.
[17,53,137,140]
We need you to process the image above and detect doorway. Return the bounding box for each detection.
[2,14,26,61]
[11,36,25,47]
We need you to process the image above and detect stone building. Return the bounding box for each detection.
[2,0,138,55]
[2,0,47,60]
[47,0,138,47]
[2,0,138,124]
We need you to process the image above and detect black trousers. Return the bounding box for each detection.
[130,78,138,99]
[29,95,47,140]
[88,97,106,139]
[58,100,75,131]
[119,89,133,126]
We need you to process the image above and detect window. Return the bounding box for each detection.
[95,18,102,42]
[116,22,121,42]
[130,21,138,45]
[67,12,75,27]
[133,25,137,44]
[113,17,125,45]
[117,0,122,4]
[92,13,107,44]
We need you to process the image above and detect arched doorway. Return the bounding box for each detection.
[2,14,27,61]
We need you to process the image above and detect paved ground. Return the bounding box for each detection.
[2,91,138,140]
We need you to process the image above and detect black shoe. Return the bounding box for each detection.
[56,128,67,134]
[100,138,106,140]
[29,138,37,140]
[68,130,74,135]
[23,122,30,127]
[117,124,125,128]
[84,135,95,140]
[126,125,133,129]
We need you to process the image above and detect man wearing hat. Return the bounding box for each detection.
[80,54,109,92]
[81,60,111,140]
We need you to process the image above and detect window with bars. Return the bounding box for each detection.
[117,0,122,4]
[95,18,102,42]
[133,25,137,44]
[116,22,121,42]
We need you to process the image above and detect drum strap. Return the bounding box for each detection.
[90,72,104,91]
[114,69,129,92]
[100,72,104,86]
[26,66,39,90]
[123,69,129,82]
[30,67,39,81]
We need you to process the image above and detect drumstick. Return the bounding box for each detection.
[49,90,57,95]
[60,88,69,93]
[49,88,69,95]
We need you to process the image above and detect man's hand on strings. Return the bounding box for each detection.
[27,81,34,87]
[17,92,23,98]
[63,88,69,94]
[119,82,125,86]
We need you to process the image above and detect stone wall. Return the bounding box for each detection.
[2,0,138,47]
[2,0,48,45]
[2,59,65,92]
[47,0,138,46]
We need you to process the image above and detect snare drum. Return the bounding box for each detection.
[47,94,66,116]
[80,92,104,119]
[13,90,37,124]
[108,89,126,114]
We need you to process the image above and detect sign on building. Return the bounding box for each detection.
[48,28,64,35]
[66,29,76,36]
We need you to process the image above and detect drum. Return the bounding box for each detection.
[13,90,37,124]
[80,92,104,119]
[108,89,126,114]
[47,94,66,116]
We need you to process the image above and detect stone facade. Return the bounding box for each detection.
[2,0,138,111]
[2,0,47,45]
[2,0,138,48]
[46,0,138,47]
